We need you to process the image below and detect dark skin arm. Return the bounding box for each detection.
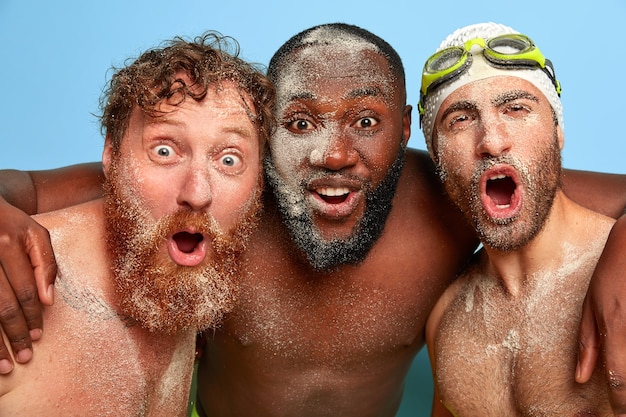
[577,214,626,416]
[555,168,626,416]
[0,162,103,372]
[561,169,626,218]
[560,169,626,417]
[1,162,106,214]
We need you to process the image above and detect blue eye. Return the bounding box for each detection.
[155,145,174,157]
[220,153,242,168]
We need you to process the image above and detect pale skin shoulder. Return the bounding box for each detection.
[0,200,195,416]
[426,197,617,417]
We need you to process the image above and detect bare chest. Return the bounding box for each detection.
[2,282,196,416]
[435,277,611,416]
[229,264,431,365]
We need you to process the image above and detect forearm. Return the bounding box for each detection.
[562,168,626,219]
[0,170,38,214]
[0,162,105,215]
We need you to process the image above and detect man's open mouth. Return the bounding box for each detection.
[307,179,362,219]
[481,166,522,219]
[173,231,204,253]
[315,186,350,204]
[167,230,208,266]
[486,174,516,209]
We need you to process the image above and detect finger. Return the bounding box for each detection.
[2,232,45,340]
[0,333,15,375]
[602,315,626,414]
[576,295,601,383]
[0,268,16,374]
[25,225,57,306]
[0,262,31,365]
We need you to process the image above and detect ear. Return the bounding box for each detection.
[556,125,565,151]
[430,130,440,166]
[402,104,412,147]
[102,135,114,178]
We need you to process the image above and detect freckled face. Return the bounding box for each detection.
[269,41,409,238]
[433,76,562,251]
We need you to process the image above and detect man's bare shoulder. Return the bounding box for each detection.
[403,148,440,186]
[393,147,477,254]
[33,199,104,231]
[399,148,459,213]
[33,199,109,297]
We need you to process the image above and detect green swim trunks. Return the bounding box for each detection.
[190,403,201,417]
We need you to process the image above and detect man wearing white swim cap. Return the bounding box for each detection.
[424,22,617,416]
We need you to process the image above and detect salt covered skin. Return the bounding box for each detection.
[195,25,478,417]
[426,76,615,416]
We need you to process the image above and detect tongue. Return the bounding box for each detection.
[487,177,515,206]
[322,195,348,204]
[173,232,203,253]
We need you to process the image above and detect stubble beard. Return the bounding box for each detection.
[264,145,406,271]
[437,134,562,252]
[103,157,261,334]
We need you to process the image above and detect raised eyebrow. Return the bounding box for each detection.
[146,117,254,141]
[144,115,183,128]
[214,124,257,140]
[492,90,539,107]
[439,100,477,121]
[223,124,256,140]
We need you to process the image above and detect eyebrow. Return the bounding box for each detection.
[344,86,383,100]
[491,89,539,107]
[147,116,255,139]
[439,100,477,122]
[221,124,255,139]
[286,91,316,102]
[145,115,184,128]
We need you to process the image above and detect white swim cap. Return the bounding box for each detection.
[420,22,564,157]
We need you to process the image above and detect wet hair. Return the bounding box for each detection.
[100,31,275,154]
[267,23,406,103]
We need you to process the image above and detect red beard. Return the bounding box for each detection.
[103,158,261,333]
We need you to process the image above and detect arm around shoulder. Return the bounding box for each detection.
[29,162,105,213]
[562,168,626,218]
[0,162,105,215]
[0,162,103,369]
[577,214,626,414]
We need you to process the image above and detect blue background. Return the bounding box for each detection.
[2,1,624,415]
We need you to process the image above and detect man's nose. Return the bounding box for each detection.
[177,167,212,212]
[313,135,359,171]
[475,121,512,158]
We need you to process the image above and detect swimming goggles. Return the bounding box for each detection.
[418,34,561,116]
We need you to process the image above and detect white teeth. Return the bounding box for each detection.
[495,204,511,209]
[489,174,507,180]
[316,187,350,197]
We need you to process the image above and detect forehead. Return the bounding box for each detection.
[157,78,253,112]
[128,81,259,144]
[274,38,398,106]
[441,76,547,109]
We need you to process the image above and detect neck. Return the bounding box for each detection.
[481,191,584,296]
